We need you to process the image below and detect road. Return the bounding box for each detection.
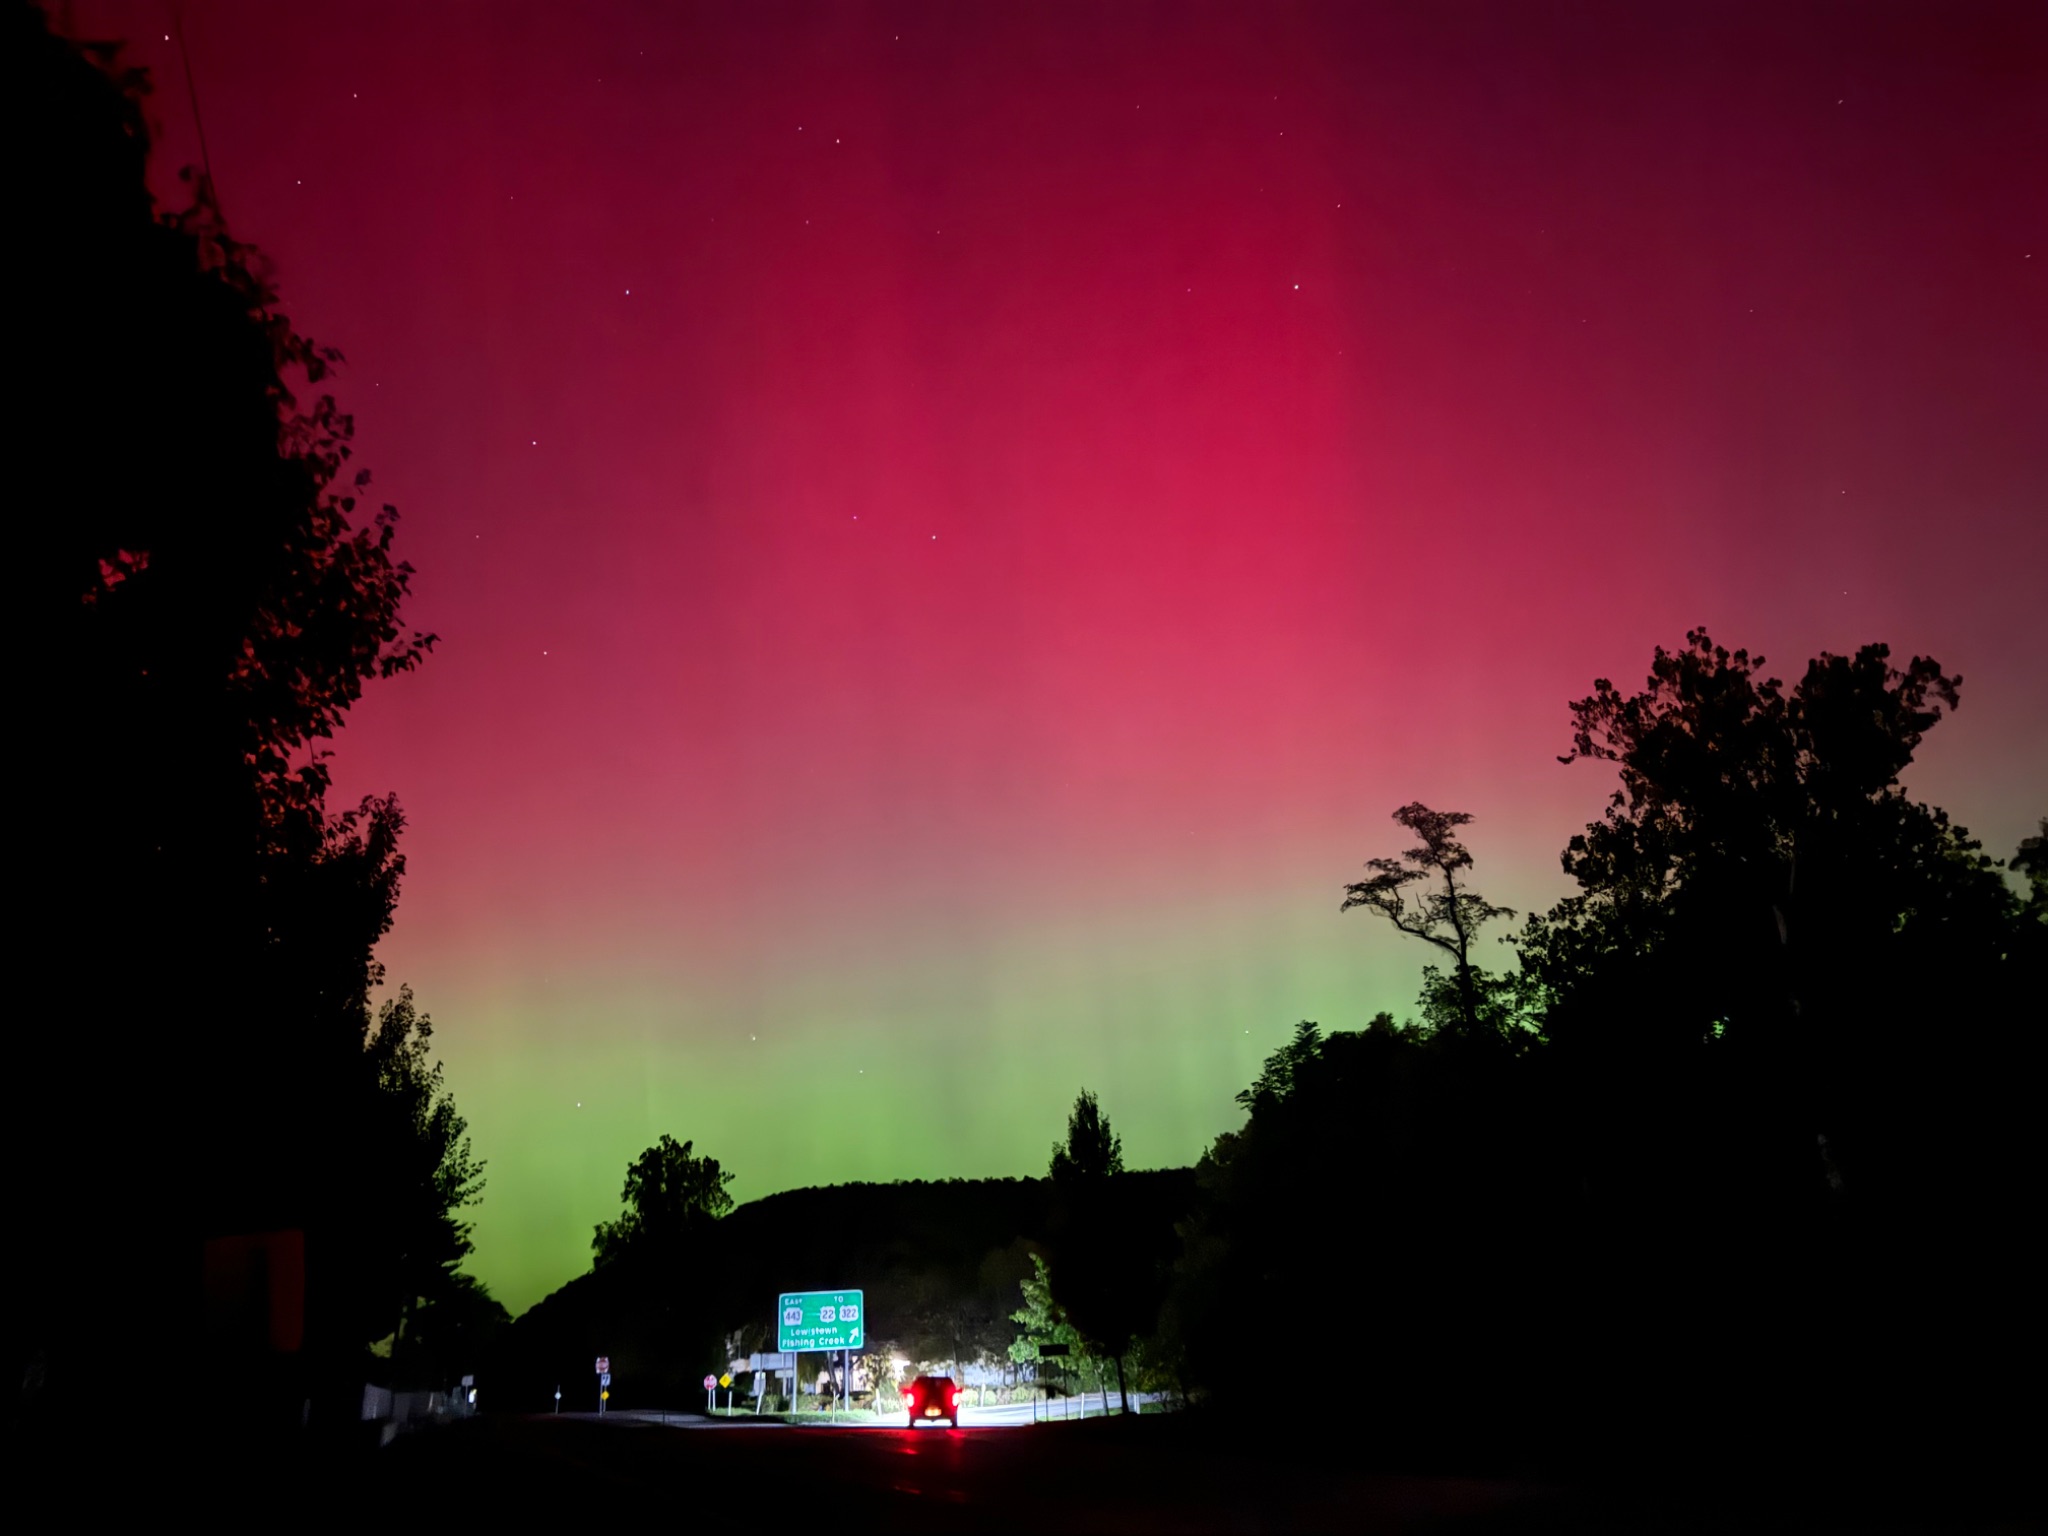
[616,1389,1164,1429]
[325,1407,2013,1532]
[356,1409,1566,1531]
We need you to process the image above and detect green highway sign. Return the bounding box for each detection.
[778,1289,865,1351]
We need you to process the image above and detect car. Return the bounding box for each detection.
[900,1374,961,1427]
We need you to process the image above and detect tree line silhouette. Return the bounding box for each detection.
[1162,633,2040,1469]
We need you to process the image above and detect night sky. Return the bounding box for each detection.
[75,1,2045,1313]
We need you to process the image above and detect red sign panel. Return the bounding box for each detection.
[596,1356,610,1374]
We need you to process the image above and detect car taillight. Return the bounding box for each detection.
[948,1391,959,1406]
[901,1388,914,1401]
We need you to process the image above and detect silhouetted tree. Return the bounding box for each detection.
[533,1136,739,1405]
[2014,819,2047,926]
[1049,1089,1124,1188]
[395,1272,510,1394]
[2012,820,2048,1001]
[17,5,436,1429]
[1503,630,2034,1462]
[1164,1015,1546,1425]
[1520,630,2019,1213]
[1343,804,1516,1040]
[356,986,486,1363]
[1046,1090,1168,1414]
[594,1136,735,1267]
[1160,632,2029,1474]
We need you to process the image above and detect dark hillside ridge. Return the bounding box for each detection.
[496,1169,1196,1408]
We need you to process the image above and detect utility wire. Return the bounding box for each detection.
[171,4,223,220]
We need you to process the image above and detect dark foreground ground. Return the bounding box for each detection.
[166,1409,2038,1533]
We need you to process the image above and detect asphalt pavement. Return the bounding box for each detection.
[319,1408,2033,1533]
[609,1388,1163,1429]
[359,1409,1557,1531]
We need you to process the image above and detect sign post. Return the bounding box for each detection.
[747,1351,794,1415]
[777,1290,864,1418]
[777,1290,866,1353]
[1039,1344,1068,1423]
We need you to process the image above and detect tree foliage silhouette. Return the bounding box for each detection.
[1049,1088,1124,1189]
[1343,804,1516,1039]
[1165,629,2038,1472]
[357,986,486,1354]
[1520,629,2019,1210]
[16,5,448,1426]
[1044,1089,1163,1414]
[1168,1012,1551,1437]
[594,1136,735,1268]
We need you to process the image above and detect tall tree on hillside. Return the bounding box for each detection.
[594,1136,735,1267]
[1343,805,1517,1041]
[1045,1090,1154,1414]
[1049,1089,1124,1188]
[583,1136,735,1401]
